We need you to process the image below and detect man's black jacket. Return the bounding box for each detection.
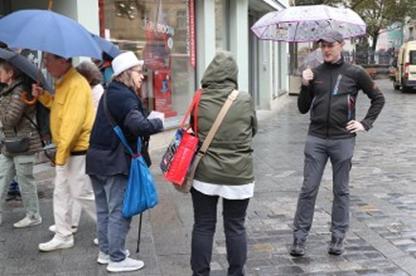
[298,58,385,139]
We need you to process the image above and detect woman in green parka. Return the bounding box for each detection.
[190,51,257,276]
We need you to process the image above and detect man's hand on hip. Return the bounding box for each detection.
[302,68,314,86]
[346,120,365,133]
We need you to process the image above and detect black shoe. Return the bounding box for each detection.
[290,239,305,257]
[328,236,344,255]
[5,193,21,202]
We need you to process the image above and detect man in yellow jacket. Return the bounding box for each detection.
[33,53,97,252]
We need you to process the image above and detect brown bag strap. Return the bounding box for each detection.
[199,89,239,154]
[185,89,239,184]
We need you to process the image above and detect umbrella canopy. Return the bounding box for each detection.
[0,48,53,92]
[91,34,121,59]
[298,48,324,73]
[251,5,366,42]
[0,9,102,59]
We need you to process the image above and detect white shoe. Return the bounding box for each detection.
[38,235,74,252]
[106,257,144,272]
[13,215,42,228]
[97,249,130,265]
[49,224,78,234]
[94,238,99,245]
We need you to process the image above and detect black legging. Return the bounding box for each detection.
[190,187,249,276]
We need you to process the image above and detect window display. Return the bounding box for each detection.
[101,0,196,120]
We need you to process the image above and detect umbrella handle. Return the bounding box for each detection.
[20,91,38,105]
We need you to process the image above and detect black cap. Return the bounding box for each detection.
[318,30,344,43]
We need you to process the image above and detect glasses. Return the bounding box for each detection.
[130,68,143,74]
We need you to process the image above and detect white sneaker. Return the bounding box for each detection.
[94,238,99,245]
[38,235,74,252]
[106,257,144,272]
[13,215,42,228]
[97,249,130,265]
[49,224,78,234]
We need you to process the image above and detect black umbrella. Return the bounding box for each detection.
[0,48,53,92]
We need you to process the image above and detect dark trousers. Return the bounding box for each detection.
[191,188,250,276]
[293,135,355,241]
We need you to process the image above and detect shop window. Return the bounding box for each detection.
[101,0,196,123]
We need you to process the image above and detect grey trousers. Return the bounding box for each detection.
[0,154,40,218]
[293,135,355,241]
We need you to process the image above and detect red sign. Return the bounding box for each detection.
[188,0,196,68]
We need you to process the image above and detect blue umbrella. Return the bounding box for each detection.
[0,9,102,59]
[0,48,53,92]
[91,34,121,59]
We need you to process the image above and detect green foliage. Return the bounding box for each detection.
[294,0,342,5]
[348,0,413,39]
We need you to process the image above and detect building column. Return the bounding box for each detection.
[196,0,216,84]
[229,0,249,92]
[52,0,99,34]
[258,40,273,109]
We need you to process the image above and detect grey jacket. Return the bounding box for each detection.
[194,51,257,185]
[0,79,42,156]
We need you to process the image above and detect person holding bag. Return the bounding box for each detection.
[0,60,43,228]
[190,51,257,276]
[86,51,163,273]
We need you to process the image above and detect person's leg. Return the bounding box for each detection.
[67,155,96,222]
[90,175,109,256]
[105,175,131,262]
[105,175,143,273]
[0,154,16,224]
[328,138,355,240]
[223,197,250,276]
[13,154,41,227]
[293,136,329,242]
[6,179,20,201]
[70,199,82,228]
[190,188,219,276]
[38,163,74,251]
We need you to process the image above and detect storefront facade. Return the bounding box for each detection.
[1,0,289,125]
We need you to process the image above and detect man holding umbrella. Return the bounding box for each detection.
[290,30,385,257]
[33,53,97,252]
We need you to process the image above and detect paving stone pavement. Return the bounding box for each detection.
[2,79,416,275]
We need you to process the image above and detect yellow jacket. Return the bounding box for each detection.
[39,68,95,166]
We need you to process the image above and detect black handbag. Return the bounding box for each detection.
[3,136,30,153]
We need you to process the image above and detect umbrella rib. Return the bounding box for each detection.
[293,22,299,42]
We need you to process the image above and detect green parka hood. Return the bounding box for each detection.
[201,51,238,90]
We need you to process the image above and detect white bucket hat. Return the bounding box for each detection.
[112,51,143,77]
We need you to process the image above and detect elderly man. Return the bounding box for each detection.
[290,31,385,257]
[33,53,97,252]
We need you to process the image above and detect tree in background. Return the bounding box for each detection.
[348,0,416,53]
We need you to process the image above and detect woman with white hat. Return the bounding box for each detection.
[86,51,164,273]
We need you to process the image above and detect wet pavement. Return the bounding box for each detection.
[2,79,416,275]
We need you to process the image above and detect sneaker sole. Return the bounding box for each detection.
[328,249,344,256]
[97,259,109,265]
[289,251,305,257]
[39,243,74,252]
[13,220,42,229]
[106,264,144,273]
[97,250,130,265]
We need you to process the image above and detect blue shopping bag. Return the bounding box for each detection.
[112,126,159,218]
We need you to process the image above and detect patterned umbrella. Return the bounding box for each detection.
[251,5,366,42]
